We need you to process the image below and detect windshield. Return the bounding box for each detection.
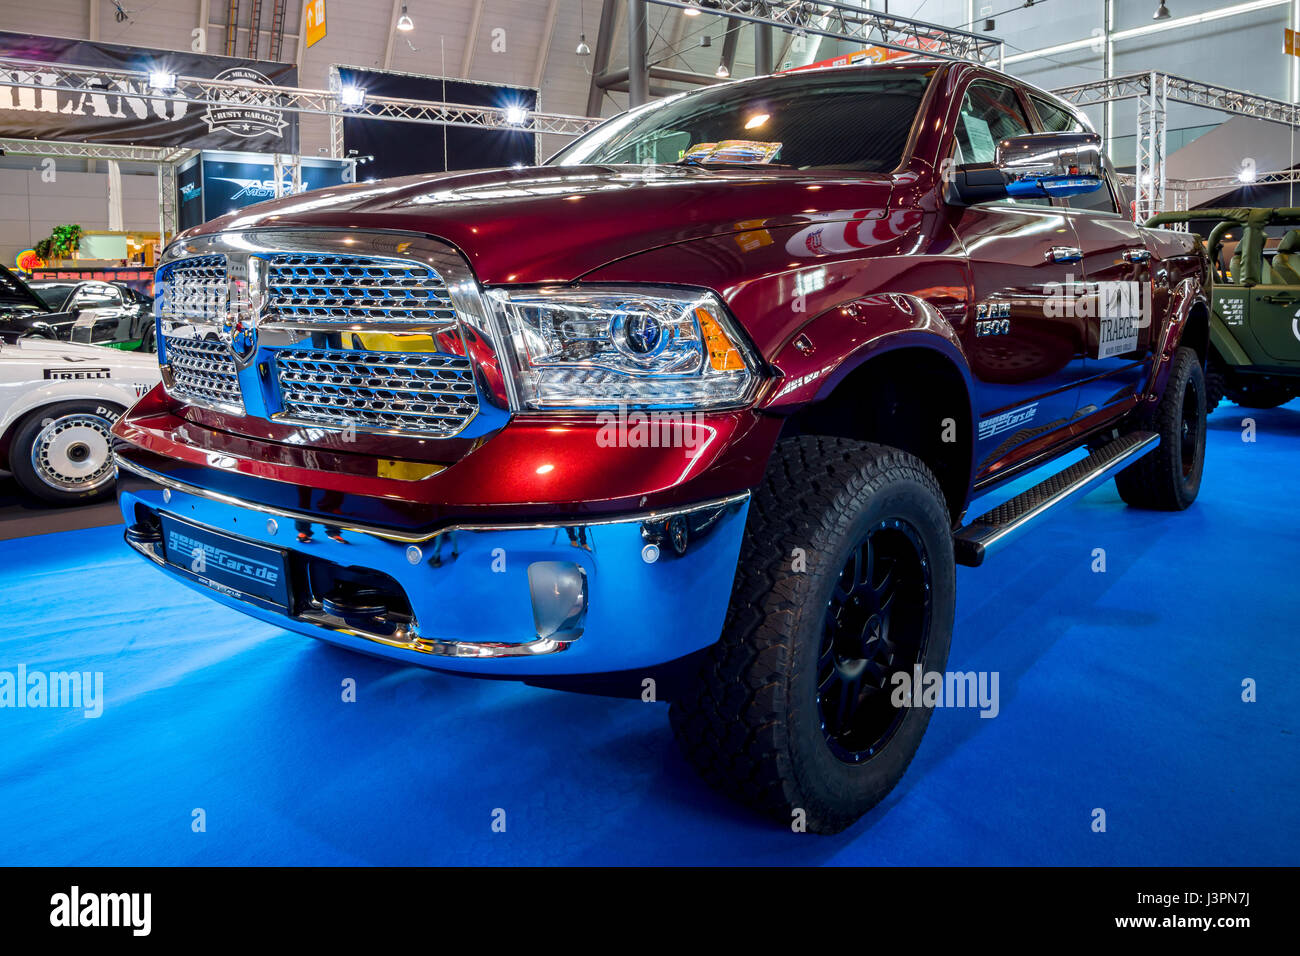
[549,68,933,172]
[0,266,39,308]
[29,283,75,310]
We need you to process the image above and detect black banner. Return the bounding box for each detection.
[0,31,298,151]
[337,67,535,179]
[0,866,1281,941]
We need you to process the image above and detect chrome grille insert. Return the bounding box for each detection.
[162,335,244,412]
[158,254,226,324]
[265,254,457,327]
[274,349,478,436]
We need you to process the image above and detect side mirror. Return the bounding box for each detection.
[951,131,1106,205]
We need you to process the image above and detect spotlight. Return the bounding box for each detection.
[1238,167,1256,183]
[504,105,529,125]
[397,3,414,32]
[684,4,701,14]
[576,33,591,56]
[339,86,367,108]
[715,61,730,78]
[148,71,177,91]
[1153,2,1171,20]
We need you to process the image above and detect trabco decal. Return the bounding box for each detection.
[785,210,894,257]
[44,367,111,381]
[979,403,1038,441]
[202,68,288,139]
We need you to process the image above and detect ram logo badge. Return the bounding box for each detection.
[975,302,1011,337]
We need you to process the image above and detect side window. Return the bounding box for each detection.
[71,285,117,310]
[1030,95,1120,215]
[955,82,1048,206]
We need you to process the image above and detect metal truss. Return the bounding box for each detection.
[0,137,191,163]
[1054,72,1300,126]
[1134,72,1167,223]
[0,57,603,154]
[158,159,178,244]
[1116,168,1300,218]
[645,0,1002,65]
[1054,71,1300,221]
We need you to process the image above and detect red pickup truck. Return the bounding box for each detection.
[113,60,1210,833]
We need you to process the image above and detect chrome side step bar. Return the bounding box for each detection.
[954,430,1160,567]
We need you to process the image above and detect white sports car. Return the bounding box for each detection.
[0,336,160,505]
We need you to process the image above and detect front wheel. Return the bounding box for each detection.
[1115,346,1206,510]
[8,401,123,505]
[670,437,956,834]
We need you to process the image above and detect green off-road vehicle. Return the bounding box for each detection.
[1149,207,1300,410]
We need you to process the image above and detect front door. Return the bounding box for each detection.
[948,79,1090,482]
[1246,284,1300,363]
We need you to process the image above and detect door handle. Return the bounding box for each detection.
[1047,246,1083,263]
[1122,248,1151,262]
[1262,294,1296,304]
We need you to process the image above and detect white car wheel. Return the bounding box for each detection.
[31,414,115,493]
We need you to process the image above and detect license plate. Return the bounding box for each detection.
[160,515,290,608]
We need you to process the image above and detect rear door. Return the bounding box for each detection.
[1032,95,1156,414]
[949,80,1090,480]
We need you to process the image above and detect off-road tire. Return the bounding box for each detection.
[669,437,956,834]
[1204,362,1226,413]
[1225,380,1294,410]
[1115,346,1205,511]
[9,400,123,505]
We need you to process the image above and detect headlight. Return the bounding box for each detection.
[486,286,761,410]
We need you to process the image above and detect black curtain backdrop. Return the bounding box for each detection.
[0,31,299,151]
[337,67,537,179]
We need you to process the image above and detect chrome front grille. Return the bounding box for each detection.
[158,254,226,324]
[265,254,457,326]
[162,335,244,411]
[155,234,494,439]
[275,349,478,436]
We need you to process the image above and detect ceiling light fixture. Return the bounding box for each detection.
[576,33,591,56]
[1154,1,1171,19]
[338,86,367,108]
[715,61,730,78]
[397,3,414,31]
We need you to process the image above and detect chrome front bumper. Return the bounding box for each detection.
[115,458,749,677]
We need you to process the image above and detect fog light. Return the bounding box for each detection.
[527,561,587,641]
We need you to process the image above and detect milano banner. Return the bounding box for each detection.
[0,31,299,151]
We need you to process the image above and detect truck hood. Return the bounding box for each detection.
[187,164,897,285]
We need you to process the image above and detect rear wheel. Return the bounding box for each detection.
[670,437,955,834]
[1225,380,1294,409]
[1204,362,1226,413]
[9,401,123,505]
[1115,346,1205,511]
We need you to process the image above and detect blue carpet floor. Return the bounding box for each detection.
[1,402,1297,865]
